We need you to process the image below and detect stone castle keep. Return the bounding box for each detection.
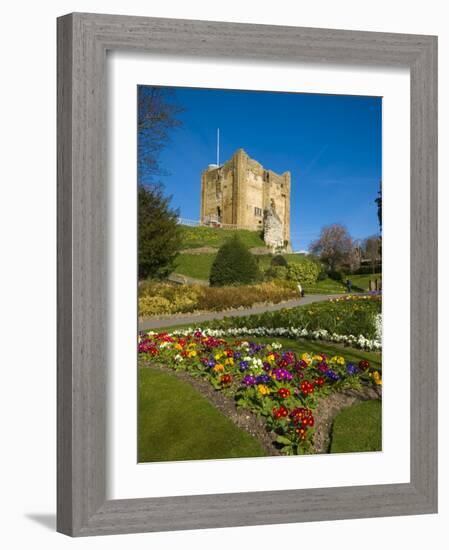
[200,149,291,251]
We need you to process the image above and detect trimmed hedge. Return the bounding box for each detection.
[209,235,261,287]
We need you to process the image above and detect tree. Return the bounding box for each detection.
[375,182,382,258]
[138,184,182,280]
[363,235,381,274]
[138,86,184,186]
[309,224,357,272]
[209,235,261,287]
[375,182,382,232]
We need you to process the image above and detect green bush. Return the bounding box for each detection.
[353,265,382,275]
[264,265,288,281]
[265,258,320,286]
[138,282,203,316]
[285,262,320,285]
[328,269,345,282]
[209,235,261,287]
[271,254,288,267]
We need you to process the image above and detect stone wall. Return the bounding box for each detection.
[263,207,285,251]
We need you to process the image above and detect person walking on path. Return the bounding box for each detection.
[345,278,352,293]
[297,282,305,298]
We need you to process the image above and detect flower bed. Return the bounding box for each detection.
[171,326,381,351]
[138,330,382,455]
[201,295,382,341]
[138,281,296,317]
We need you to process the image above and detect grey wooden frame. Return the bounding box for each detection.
[57,12,438,537]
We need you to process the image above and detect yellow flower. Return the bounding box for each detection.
[175,343,183,350]
[373,371,382,385]
[257,384,271,396]
[213,364,224,372]
[266,353,275,362]
[188,350,197,357]
[225,357,234,366]
[214,352,222,360]
[331,355,345,365]
[301,353,311,365]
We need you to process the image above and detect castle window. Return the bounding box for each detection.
[254,207,262,217]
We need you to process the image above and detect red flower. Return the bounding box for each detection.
[277,387,291,399]
[358,359,370,370]
[314,377,325,387]
[290,407,314,429]
[300,380,314,395]
[272,405,289,419]
[220,374,232,385]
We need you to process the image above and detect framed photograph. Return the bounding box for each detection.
[57,12,437,536]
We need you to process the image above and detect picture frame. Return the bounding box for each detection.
[57,12,438,536]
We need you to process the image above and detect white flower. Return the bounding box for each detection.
[165,320,382,351]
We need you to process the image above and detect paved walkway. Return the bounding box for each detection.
[139,293,346,331]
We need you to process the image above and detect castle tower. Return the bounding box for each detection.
[200,149,291,250]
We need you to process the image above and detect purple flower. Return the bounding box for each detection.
[256,374,270,384]
[325,369,340,381]
[271,368,293,381]
[346,363,359,376]
[239,360,249,372]
[242,375,257,386]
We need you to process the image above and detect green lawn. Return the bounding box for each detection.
[180,225,265,250]
[329,399,382,453]
[173,253,215,280]
[138,367,266,462]
[304,274,381,294]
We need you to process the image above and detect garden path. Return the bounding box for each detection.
[139,293,349,330]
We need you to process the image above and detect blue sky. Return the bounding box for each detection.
[139,86,381,251]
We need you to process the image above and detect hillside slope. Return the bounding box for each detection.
[179,225,266,250]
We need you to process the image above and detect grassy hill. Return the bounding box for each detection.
[179,225,265,250]
[174,252,309,281]
[173,225,381,293]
